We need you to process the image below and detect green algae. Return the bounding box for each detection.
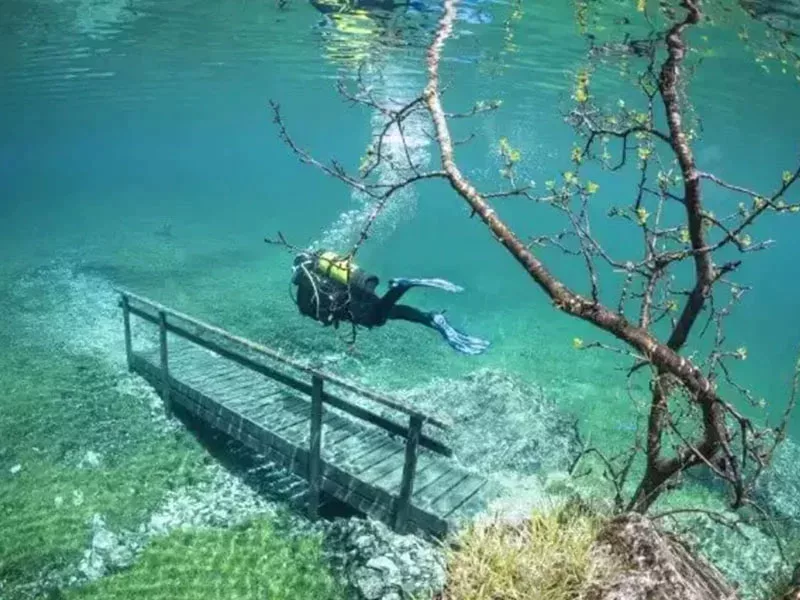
[0,351,211,595]
[65,517,344,600]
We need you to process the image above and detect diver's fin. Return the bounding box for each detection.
[430,313,489,355]
[389,277,464,293]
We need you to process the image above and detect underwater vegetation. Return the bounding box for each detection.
[65,517,344,600]
[441,501,611,600]
[0,352,211,597]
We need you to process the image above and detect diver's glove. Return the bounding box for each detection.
[388,277,464,293]
[431,313,490,355]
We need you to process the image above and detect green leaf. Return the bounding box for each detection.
[574,69,590,103]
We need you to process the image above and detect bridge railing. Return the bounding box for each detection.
[117,289,452,533]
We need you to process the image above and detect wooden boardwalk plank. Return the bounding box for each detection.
[209,371,278,396]
[224,390,281,421]
[414,468,468,505]
[444,479,490,521]
[258,402,309,433]
[277,398,361,446]
[180,364,239,389]
[171,356,230,380]
[224,389,284,414]
[193,368,248,391]
[266,397,312,431]
[199,372,260,396]
[432,474,487,518]
[319,413,371,448]
[223,397,265,418]
[371,451,436,491]
[246,401,294,428]
[338,436,397,472]
[323,429,386,464]
[220,379,281,403]
[361,452,407,490]
[222,379,283,403]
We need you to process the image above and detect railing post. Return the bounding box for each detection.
[395,414,423,534]
[121,295,133,372]
[308,375,324,520]
[158,310,171,416]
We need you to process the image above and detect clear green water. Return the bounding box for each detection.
[2,0,800,598]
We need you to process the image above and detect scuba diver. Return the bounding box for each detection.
[291,251,490,355]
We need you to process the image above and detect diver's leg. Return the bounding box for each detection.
[372,283,417,323]
[373,277,465,323]
[387,304,435,327]
[387,305,490,355]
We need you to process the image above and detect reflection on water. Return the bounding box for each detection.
[304,0,499,251]
[309,0,495,69]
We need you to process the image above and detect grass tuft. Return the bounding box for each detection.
[441,500,614,600]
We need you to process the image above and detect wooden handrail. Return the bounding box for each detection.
[117,289,451,431]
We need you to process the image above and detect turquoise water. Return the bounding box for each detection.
[2,0,800,596]
[3,0,799,427]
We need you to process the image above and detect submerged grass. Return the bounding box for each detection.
[441,500,615,600]
[65,516,345,600]
[0,350,211,595]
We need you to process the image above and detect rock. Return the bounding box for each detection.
[140,464,275,537]
[582,513,739,600]
[365,555,399,574]
[78,451,102,469]
[322,518,446,600]
[10,464,21,474]
[779,564,800,600]
[754,438,800,525]
[77,514,137,582]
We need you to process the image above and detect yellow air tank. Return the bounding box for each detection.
[314,251,378,292]
[315,251,356,285]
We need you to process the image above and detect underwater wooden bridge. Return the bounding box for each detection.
[117,290,488,536]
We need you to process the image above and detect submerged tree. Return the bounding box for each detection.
[271,0,800,514]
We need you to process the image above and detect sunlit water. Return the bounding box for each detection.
[2,0,800,594]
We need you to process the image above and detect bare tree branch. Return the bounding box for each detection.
[271,0,800,522]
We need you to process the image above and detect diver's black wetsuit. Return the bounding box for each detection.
[294,266,432,329]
